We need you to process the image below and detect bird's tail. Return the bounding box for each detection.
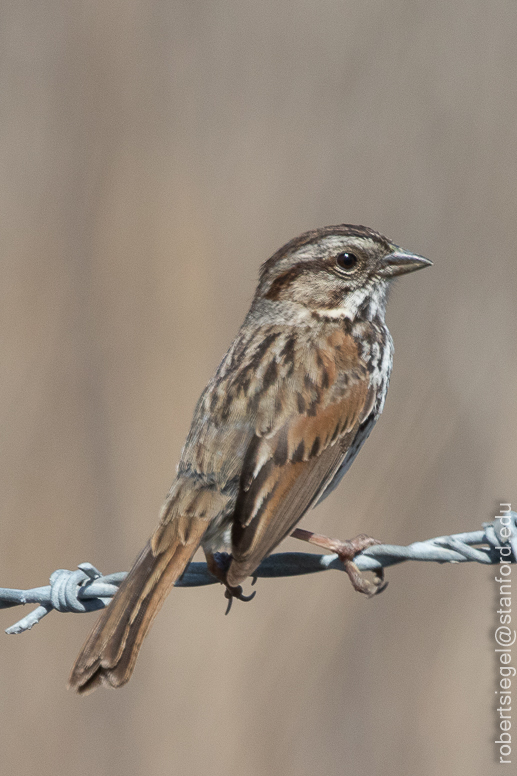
[68,515,209,694]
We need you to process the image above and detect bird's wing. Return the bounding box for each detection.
[227,327,376,586]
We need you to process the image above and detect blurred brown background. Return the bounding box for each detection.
[1,2,516,775]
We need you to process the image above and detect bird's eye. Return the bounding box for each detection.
[336,252,358,271]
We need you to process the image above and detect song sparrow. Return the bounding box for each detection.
[69,224,431,693]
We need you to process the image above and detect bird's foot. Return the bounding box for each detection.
[205,551,257,614]
[291,528,387,597]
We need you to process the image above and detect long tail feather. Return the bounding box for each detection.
[68,516,208,694]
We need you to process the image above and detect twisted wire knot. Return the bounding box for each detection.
[48,564,103,613]
[484,513,517,562]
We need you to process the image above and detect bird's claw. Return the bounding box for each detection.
[340,559,387,597]
[205,552,258,613]
[335,535,387,597]
[291,528,388,597]
[224,585,256,615]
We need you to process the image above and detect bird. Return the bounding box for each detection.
[69,223,431,694]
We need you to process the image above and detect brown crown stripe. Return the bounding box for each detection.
[260,224,391,279]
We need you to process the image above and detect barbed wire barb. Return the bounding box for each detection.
[2,513,516,635]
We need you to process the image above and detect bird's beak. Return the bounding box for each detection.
[378,247,433,278]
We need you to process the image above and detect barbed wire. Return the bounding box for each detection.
[2,513,515,635]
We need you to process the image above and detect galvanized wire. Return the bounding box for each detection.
[2,513,516,635]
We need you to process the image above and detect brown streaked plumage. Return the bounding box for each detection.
[69,224,431,693]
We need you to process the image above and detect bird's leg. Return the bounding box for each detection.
[204,551,256,614]
[290,528,387,597]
